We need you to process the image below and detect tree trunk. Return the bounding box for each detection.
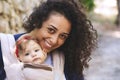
[116,0,120,27]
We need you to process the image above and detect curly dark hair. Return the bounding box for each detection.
[23,0,97,77]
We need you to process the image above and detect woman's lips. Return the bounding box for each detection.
[45,40,52,48]
[42,40,53,51]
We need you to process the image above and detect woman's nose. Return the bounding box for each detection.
[50,35,58,45]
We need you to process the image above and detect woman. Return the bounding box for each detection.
[0,0,97,80]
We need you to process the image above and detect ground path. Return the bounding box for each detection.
[84,29,120,80]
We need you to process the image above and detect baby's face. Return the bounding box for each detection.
[19,40,47,64]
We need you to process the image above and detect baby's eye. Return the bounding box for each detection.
[47,27,56,34]
[25,53,29,56]
[35,49,39,52]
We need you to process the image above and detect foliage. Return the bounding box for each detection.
[80,0,95,12]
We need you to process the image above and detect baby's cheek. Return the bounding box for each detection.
[40,53,45,58]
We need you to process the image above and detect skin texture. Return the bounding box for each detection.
[22,0,97,77]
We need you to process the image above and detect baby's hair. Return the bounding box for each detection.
[15,36,33,57]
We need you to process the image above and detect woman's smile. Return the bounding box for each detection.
[42,39,53,51]
[44,39,52,48]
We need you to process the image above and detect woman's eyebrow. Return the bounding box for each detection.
[49,25,57,30]
[63,33,70,35]
[49,25,70,35]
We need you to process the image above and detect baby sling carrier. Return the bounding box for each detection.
[0,33,66,80]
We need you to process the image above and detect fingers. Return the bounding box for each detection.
[42,49,48,53]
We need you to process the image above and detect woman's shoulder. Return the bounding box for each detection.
[14,33,25,41]
[0,33,25,41]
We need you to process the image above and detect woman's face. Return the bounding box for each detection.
[33,13,71,53]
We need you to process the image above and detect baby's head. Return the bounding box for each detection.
[15,38,47,64]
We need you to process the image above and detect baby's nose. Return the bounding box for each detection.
[31,53,37,57]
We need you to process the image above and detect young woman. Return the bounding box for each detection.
[0,0,97,80]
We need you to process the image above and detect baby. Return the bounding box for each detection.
[15,37,47,64]
[4,37,49,80]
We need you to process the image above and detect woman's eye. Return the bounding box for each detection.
[48,28,55,34]
[35,49,39,52]
[59,34,68,40]
[25,53,29,56]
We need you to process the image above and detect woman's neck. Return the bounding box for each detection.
[26,29,38,39]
